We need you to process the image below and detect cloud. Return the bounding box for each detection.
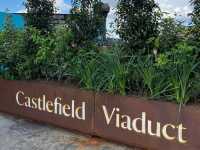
[155,0,192,18]
[55,0,71,14]
[16,0,71,14]
[17,8,26,13]
[102,0,193,38]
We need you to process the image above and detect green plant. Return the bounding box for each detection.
[0,13,16,64]
[70,0,106,45]
[116,0,161,54]
[138,55,170,98]
[14,27,41,80]
[191,0,200,40]
[169,61,198,105]
[167,43,199,105]
[52,26,75,80]
[80,58,100,90]
[24,0,56,33]
[0,14,26,80]
[35,34,55,79]
[99,47,130,95]
[72,50,101,90]
[158,17,186,53]
[35,26,75,80]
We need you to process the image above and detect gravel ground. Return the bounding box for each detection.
[0,113,144,150]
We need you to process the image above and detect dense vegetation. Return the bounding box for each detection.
[0,0,199,106]
[24,0,56,33]
[116,0,160,54]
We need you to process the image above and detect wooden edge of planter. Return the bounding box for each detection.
[0,79,200,150]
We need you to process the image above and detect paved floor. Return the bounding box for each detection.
[0,113,144,150]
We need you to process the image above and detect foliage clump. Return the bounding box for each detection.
[116,0,161,54]
[24,0,56,33]
[69,0,109,46]
[191,0,200,40]
[0,0,200,105]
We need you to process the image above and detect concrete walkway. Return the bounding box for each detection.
[0,113,144,150]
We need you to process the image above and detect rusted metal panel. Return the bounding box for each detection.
[0,79,200,150]
[0,79,94,134]
[94,93,200,150]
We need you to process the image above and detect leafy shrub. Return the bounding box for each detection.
[166,43,199,105]
[126,42,200,104]
[99,47,129,95]
[14,27,41,80]
[35,25,76,80]
[191,0,200,41]
[70,0,107,45]
[137,55,170,98]
[71,49,102,90]
[71,45,130,94]
[0,14,26,79]
[157,17,186,53]
[0,24,76,81]
[24,0,56,33]
[116,0,161,54]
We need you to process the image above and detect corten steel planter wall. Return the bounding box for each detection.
[0,79,200,150]
[94,93,200,150]
[0,79,94,134]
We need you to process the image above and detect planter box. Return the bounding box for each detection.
[0,79,200,150]
[0,79,94,134]
[94,93,200,150]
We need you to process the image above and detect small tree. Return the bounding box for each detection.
[0,13,16,64]
[24,0,55,33]
[190,0,200,59]
[191,0,200,36]
[0,13,25,79]
[116,0,161,55]
[69,0,108,45]
[158,17,186,52]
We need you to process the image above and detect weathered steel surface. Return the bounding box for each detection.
[94,93,200,150]
[0,79,94,134]
[0,79,200,150]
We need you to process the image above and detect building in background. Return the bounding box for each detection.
[0,12,69,30]
[0,2,111,44]
[0,12,25,29]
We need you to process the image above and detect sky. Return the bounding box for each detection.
[0,0,193,37]
[0,0,72,13]
[103,0,193,36]
[0,0,192,15]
